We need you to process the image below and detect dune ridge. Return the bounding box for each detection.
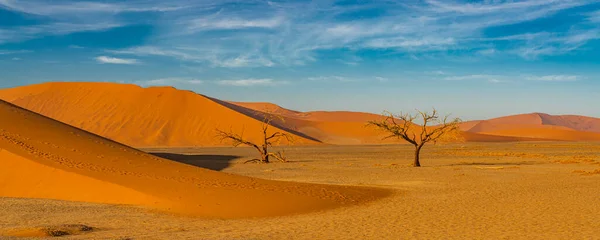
[0,99,388,218]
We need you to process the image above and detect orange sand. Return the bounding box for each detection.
[0,82,318,147]
[0,100,387,218]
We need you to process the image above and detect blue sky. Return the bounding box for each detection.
[1,0,599,120]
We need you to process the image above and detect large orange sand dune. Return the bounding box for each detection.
[0,82,318,147]
[0,100,387,218]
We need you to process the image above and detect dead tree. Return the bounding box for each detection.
[216,113,293,163]
[368,108,461,167]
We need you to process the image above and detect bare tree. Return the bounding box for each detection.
[368,109,461,167]
[216,113,293,163]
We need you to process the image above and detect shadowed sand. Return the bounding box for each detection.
[0,100,389,219]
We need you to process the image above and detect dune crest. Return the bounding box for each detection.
[0,100,388,218]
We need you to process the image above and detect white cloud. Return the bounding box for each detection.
[11,57,20,60]
[525,75,579,82]
[95,56,139,65]
[441,73,581,83]
[0,22,123,44]
[307,76,355,82]
[0,50,32,55]
[375,76,389,82]
[109,46,275,68]
[135,78,203,87]
[217,78,285,86]
[364,37,456,50]
[187,15,285,32]
[426,70,447,75]
[443,74,498,81]
[0,0,185,16]
[588,10,600,22]
[476,48,497,56]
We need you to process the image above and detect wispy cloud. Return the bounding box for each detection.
[476,48,497,56]
[443,74,499,81]
[0,0,185,16]
[109,46,274,68]
[187,15,285,32]
[95,56,139,65]
[0,50,32,55]
[0,22,123,44]
[441,73,582,83]
[426,70,448,75]
[307,76,356,82]
[587,10,600,22]
[217,78,286,87]
[375,76,389,82]
[525,75,580,82]
[135,78,203,87]
[2,0,599,65]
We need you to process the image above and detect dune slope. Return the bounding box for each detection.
[0,82,318,147]
[0,100,387,218]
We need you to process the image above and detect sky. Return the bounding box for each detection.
[0,0,599,120]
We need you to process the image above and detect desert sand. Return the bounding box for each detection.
[0,99,387,221]
[1,142,599,239]
[3,82,600,147]
[1,82,600,239]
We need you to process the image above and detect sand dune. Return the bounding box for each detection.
[479,128,600,141]
[230,101,384,122]
[461,132,548,142]
[467,113,600,133]
[0,100,387,218]
[1,82,598,145]
[0,82,318,147]
[227,101,399,144]
[462,113,600,141]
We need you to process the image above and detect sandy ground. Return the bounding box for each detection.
[2,142,600,239]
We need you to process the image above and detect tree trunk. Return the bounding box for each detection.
[414,145,423,167]
[262,146,269,163]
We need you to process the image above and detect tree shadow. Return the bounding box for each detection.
[150,153,242,171]
[448,161,539,166]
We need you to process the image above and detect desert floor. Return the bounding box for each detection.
[2,142,600,239]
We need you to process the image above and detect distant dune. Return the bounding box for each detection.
[0,99,386,218]
[226,101,394,145]
[463,113,600,141]
[1,82,599,145]
[464,113,600,133]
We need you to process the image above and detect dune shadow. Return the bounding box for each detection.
[448,161,539,166]
[150,153,241,171]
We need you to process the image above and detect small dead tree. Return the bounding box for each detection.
[368,108,461,167]
[216,113,293,163]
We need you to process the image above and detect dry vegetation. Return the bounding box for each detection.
[216,113,293,163]
[2,142,599,239]
[367,108,461,167]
